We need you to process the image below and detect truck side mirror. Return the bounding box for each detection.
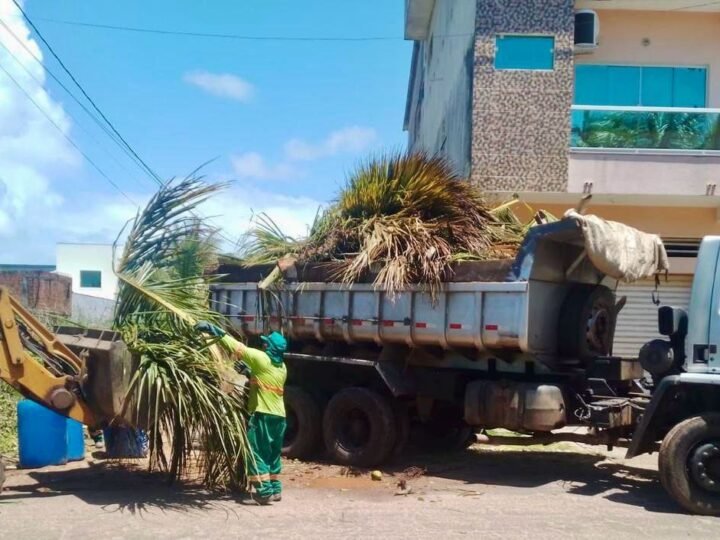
[658,306,688,338]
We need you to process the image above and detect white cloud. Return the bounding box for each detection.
[284,126,377,161]
[230,152,297,180]
[0,0,80,253]
[183,70,255,102]
[199,185,323,250]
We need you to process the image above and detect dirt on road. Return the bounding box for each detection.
[2,442,719,539]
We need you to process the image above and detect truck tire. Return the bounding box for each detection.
[323,388,396,467]
[392,402,411,458]
[415,418,475,452]
[558,284,616,359]
[282,386,321,460]
[659,414,720,515]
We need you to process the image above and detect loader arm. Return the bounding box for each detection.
[0,286,97,425]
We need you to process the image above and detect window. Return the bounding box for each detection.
[574,65,707,107]
[80,270,102,288]
[494,35,555,71]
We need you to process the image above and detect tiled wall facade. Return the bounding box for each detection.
[471,0,574,192]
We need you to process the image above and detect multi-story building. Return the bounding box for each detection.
[404,0,720,355]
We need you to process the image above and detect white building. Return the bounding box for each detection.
[55,243,118,301]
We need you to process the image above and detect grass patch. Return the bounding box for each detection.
[0,385,19,458]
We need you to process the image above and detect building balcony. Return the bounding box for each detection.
[568,105,720,197]
[571,106,720,153]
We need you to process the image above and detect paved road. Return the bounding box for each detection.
[2,446,720,539]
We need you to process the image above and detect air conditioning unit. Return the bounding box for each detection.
[574,9,599,52]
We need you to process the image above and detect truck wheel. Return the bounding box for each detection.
[558,284,616,359]
[282,386,321,459]
[323,388,396,467]
[659,414,720,515]
[415,418,475,452]
[392,402,411,457]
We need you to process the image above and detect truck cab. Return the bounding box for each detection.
[628,236,720,515]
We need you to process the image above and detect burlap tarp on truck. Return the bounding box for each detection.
[564,210,669,282]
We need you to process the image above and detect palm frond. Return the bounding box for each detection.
[114,175,250,490]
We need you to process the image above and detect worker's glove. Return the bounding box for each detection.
[194,320,226,338]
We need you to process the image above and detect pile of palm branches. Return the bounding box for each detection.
[242,152,550,293]
[113,177,250,489]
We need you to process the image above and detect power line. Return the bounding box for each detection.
[32,17,407,42]
[0,32,150,191]
[0,16,158,190]
[14,1,242,247]
[12,0,163,187]
[0,58,136,205]
[8,2,250,247]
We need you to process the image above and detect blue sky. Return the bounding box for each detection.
[0,0,411,263]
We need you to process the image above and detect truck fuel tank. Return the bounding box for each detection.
[464,381,566,432]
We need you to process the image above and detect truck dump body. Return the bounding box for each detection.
[213,219,610,356]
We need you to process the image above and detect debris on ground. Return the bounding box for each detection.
[395,479,412,496]
[370,470,383,481]
[401,466,427,479]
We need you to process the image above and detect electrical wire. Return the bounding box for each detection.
[30,16,474,42]
[8,3,242,247]
[11,0,164,187]
[0,17,156,190]
[0,34,149,191]
[0,58,137,205]
[32,17,405,42]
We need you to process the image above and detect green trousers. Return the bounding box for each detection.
[247,412,286,498]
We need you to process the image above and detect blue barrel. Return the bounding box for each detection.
[103,426,148,458]
[66,419,86,461]
[17,400,68,468]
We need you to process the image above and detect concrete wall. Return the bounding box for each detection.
[471,0,575,192]
[520,203,720,239]
[569,152,720,195]
[576,10,720,107]
[56,243,118,300]
[406,0,476,176]
[71,293,116,328]
[0,271,71,315]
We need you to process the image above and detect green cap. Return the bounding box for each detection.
[261,331,287,365]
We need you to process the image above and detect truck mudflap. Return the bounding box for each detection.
[626,373,720,459]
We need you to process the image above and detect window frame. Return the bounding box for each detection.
[494,34,556,72]
[79,270,102,289]
[573,62,708,107]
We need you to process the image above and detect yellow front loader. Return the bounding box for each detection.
[0,286,133,487]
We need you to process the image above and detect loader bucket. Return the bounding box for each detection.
[54,326,138,426]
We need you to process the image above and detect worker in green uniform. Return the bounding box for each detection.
[195,321,288,505]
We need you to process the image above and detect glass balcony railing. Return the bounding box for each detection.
[570,106,720,152]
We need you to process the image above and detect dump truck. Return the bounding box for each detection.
[212,213,720,515]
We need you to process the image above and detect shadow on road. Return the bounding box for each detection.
[2,462,251,517]
[2,446,682,516]
[389,446,680,515]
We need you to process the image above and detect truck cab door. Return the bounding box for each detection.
[687,237,720,373]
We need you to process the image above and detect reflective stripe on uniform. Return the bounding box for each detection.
[248,474,270,482]
[250,377,284,396]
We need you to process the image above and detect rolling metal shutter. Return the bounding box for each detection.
[611,275,693,357]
